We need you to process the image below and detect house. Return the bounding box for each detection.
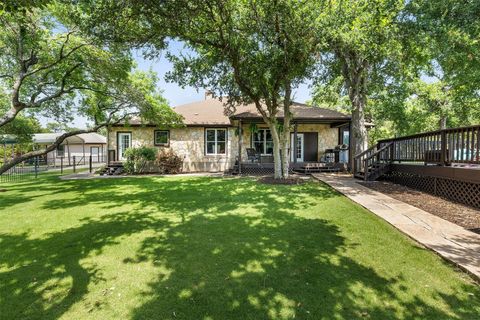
[106,93,352,173]
[33,132,107,165]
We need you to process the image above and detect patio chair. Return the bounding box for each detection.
[246,148,261,163]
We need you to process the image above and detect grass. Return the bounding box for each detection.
[0,174,479,320]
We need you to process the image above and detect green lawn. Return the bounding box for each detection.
[0,174,479,320]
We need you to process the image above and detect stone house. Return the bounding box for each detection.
[107,93,351,173]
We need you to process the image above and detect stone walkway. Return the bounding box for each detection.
[312,173,480,282]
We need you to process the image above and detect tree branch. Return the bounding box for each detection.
[0,109,137,174]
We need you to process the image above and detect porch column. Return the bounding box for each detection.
[82,142,86,165]
[238,120,242,174]
[348,122,352,171]
[293,122,298,163]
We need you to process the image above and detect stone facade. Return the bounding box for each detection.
[108,123,340,172]
[108,126,237,172]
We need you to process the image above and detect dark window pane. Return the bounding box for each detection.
[206,130,215,141]
[266,142,274,154]
[217,142,226,154]
[265,130,272,141]
[254,142,264,154]
[155,131,168,144]
[217,129,226,142]
[253,130,264,142]
[206,142,215,154]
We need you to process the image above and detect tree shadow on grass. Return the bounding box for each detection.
[38,177,334,220]
[0,210,169,320]
[126,211,480,320]
[1,176,479,319]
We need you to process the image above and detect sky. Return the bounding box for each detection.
[56,41,313,129]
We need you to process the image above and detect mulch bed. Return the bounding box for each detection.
[257,176,306,185]
[359,180,480,233]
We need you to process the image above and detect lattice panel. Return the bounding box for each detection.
[385,172,436,194]
[384,172,480,209]
[436,179,480,208]
[235,166,293,176]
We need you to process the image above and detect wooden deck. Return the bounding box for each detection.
[353,125,480,208]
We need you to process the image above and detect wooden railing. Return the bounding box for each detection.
[378,125,480,165]
[354,142,393,180]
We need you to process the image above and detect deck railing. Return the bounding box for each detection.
[378,125,480,165]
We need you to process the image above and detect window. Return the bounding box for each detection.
[57,145,65,157]
[252,129,273,155]
[205,128,226,155]
[339,127,350,146]
[154,130,169,146]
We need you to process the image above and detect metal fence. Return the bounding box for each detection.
[0,155,106,183]
[0,157,48,183]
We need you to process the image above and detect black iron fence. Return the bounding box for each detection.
[0,155,106,183]
[0,156,48,183]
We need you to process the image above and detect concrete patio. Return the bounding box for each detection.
[313,173,480,282]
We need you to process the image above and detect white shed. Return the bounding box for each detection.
[33,132,107,165]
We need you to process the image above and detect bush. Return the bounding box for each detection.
[155,149,183,174]
[124,146,156,174]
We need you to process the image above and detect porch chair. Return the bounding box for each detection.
[246,148,261,163]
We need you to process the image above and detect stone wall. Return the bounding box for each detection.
[108,123,340,172]
[108,126,237,172]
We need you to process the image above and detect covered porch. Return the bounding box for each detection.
[231,115,352,175]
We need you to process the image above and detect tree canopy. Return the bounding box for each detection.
[0,2,182,173]
[83,0,324,178]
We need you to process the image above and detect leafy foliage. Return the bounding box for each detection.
[124,146,157,174]
[98,0,324,178]
[155,149,183,174]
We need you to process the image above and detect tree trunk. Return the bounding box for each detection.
[280,86,292,179]
[270,124,282,179]
[350,100,368,163]
[341,52,369,167]
[439,115,447,130]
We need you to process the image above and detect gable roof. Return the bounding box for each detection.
[230,102,350,121]
[122,98,350,126]
[173,98,232,126]
[174,98,350,125]
[33,132,106,145]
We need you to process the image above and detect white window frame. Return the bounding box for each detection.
[252,129,273,155]
[118,132,132,160]
[205,128,227,155]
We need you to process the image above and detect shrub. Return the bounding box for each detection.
[155,149,183,174]
[124,146,156,174]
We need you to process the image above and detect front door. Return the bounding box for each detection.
[290,133,304,162]
[118,132,132,160]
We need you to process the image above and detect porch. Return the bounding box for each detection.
[233,161,345,175]
[232,116,351,175]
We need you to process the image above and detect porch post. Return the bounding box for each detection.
[82,142,86,165]
[238,120,242,174]
[293,122,298,163]
[348,122,353,171]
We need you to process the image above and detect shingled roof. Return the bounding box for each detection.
[123,97,350,126]
[174,98,350,125]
